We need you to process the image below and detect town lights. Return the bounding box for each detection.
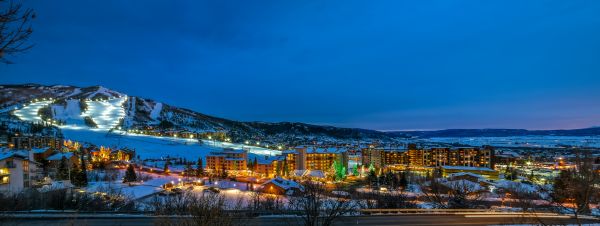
[189,134,194,139]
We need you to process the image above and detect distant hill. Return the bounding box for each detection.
[388,127,600,138]
[0,84,391,141]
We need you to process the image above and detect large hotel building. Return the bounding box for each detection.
[362,145,494,169]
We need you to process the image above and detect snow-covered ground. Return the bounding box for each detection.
[61,129,280,161]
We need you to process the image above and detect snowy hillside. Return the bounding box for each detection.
[0,84,392,142]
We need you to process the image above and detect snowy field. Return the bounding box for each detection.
[426,136,600,148]
[61,128,281,161]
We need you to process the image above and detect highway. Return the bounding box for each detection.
[2,214,599,226]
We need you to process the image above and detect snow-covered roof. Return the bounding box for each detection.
[306,147,346,154]
[261,177,303,191]
[0,151,28,161]
[302,170,326,178]
[292,170,305,177]
[31,147,50,154]
[47,152,75,161]
[282,150,297,154]
[441,165,495,172]
[441,179,485,191]
[448,172,486,180]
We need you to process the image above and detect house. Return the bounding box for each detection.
[0,150,41,193]
[110,148,135,161]
[258,177,304,195]
[47,152,78,177]
[31,147,55,161]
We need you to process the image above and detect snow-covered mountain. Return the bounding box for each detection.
[0,84,391,141]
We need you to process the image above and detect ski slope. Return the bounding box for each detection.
[81,96,127,130]
[11,97,281,160]
[12,100,54,123]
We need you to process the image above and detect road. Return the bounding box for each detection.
[2,214,599,226]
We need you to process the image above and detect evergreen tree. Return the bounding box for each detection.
[275,161,282,176]
[253,157,258,172]
[352,166,359,176]
[57,156,69,180]
[196,158,204,177]
[368,163,375,174]
[186,162,194,175]
[123,164,137,183]
[221,163,227,179]
[77,152,88,186]
[399,172,408,190]
[367,169,377,187]
[282,160,289,177]
[70,162,80,186]
[332,160,346,181]
[164,163,170,175]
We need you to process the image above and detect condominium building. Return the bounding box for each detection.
[206,149,247,173]
[361,145,494,169]
[292,146,349,171]
[0,150,41,193]
[9,136,62,150]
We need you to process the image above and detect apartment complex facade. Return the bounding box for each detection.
[362,146,494,169]
[206,149,248,174]
[292,146,349,171]
[9,136,62,150]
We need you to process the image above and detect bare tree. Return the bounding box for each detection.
[422,178,486,209]
[247,191,285,213]
[551,150,600,224]
[152,192,238,226]
[288,182,357,226]
[0,0,34,64]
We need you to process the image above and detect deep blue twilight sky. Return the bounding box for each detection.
[1,1,600,130]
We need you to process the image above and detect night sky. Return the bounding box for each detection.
[1,1,600,130]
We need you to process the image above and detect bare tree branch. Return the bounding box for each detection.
[0,0,35,64]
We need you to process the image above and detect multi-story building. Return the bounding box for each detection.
[10,136,62,150]
[206,149,247,174]
[0,150,41,193]
[362,147,409,168]
[292,146,349,172]
[361,145,494,170]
